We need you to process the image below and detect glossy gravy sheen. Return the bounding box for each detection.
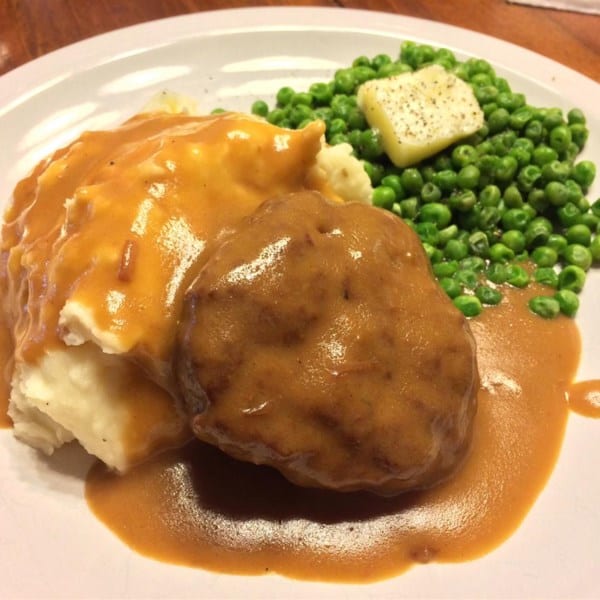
[86,285,597,582]
[0,112,331,463]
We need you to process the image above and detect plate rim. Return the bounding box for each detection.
[1,5,599,114]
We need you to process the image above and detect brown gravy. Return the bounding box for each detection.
[568,379,600,418]
[85,285,588,583]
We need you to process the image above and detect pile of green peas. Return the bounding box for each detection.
[218,41,598,319]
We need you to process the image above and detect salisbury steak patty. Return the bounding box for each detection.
[175,191,478,495]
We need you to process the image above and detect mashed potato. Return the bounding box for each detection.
[1,105,371,470]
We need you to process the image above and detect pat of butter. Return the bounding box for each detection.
[357,64,484,167]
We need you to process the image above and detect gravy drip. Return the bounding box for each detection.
[86,285,582,582]
[567,380,600,418]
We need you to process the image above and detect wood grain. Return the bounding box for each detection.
[0,0,598,81]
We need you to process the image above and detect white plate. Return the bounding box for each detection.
[0,7,598,600]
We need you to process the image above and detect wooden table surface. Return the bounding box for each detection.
[0,0,598,82]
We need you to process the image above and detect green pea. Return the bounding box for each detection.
[566,224,592,246]
[454,269,479,290]
[371,53,392,71]
[502,208,530,231]
[491,132,516,156]
[460,256,487,272]
[433,169,457,192]
[554,289,579,317]
[313,107,333,128]
[352,55,371,68]
[590,236,600,262]
[475,285,503,305]
[517,165,542,192]
[328,117,347,135]
[251,100,269,117]
[506,264,530,288]
[563,142,580,163]
[434,48,457,66]
[501,230,526,253]
[487,262,508,284]
[419,203,452,228]
[497,92,525,112]
[452,144,478,168]
[333,69,357,94]
[289,104,313,126]
[437,225,459,246]
[453,295,483,318]
[488,107,510,133]
[309,82,334,106]
[504,185,525,210]
[276,86,295,106]
[474,84,498,104]
[482,102,498,119]
[361,160,384,186]
[380,175,404,200]
[477,206,502,230]
[529,296,560,319]
[513,137,535,153]
[422,243,438,262]
[571,160,596,190]
[509,146,532,168]
[468,231,490,257]
[359,129,384,160]
[541,160,570,183]
[420,182,442,204]
[415,222,439,246]
[577,213,598,230]
[444,239,469,260]
[545,181,570,207]
[433,260,459,278]
[563,244,592,270]
[522,203,537,220]
[569,123,589,150]
[328,132,349,146]
[266,107,287,125]
[524,217,552,248]
[457,164,480,189]
[567,108,586,125]
[558,265,586,293]
[377,61,412,78]
[372,185,396,209]
[440,277,462,299]
[525,119,544,143]
[509,105,534,130]
[489,243,515,263]
[534,267,559,288]
[557,202,581,227]
[347,109,367,130]
[532,144,558,167]
[531,246,558,267]
[495,155,519,183]
[449,190,477,212]
[543,108,565,130]
[351,65,377,84]
[527,189,548,213]
[547,233,568,255]
[398,197,419,219]
[549,125,572,154]
[479,185,502,207]
[401,168,424,195]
